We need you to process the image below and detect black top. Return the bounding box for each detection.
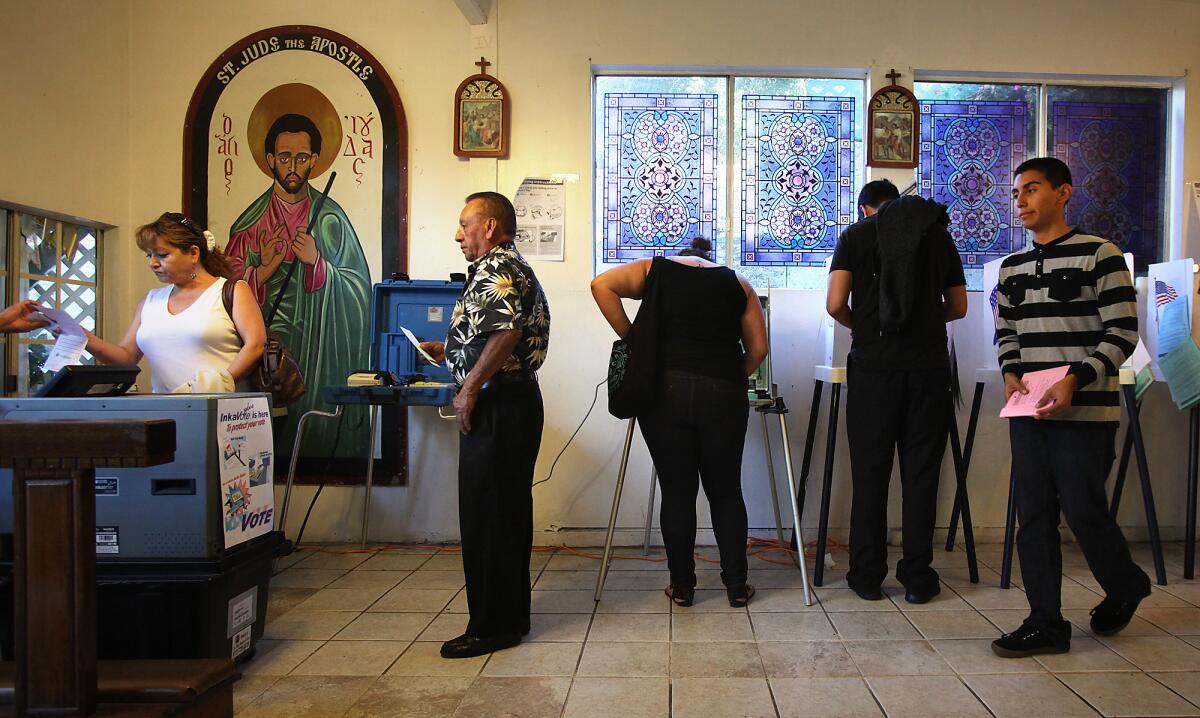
[830,214,965,370]
[656,259,747,383]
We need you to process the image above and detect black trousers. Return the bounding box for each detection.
[1010,418,1151,645]
[458,381,544,638]
[638,370,750,591]
[845,363,950,593]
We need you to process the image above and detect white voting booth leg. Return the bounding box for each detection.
[594,417,638,603]
[277,402,380,551]
[768,395,815,607]
[597,411,814,607]
[279,404,345,539]
[760,411,788,548]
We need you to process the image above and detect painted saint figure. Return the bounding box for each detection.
[226,112,371,459]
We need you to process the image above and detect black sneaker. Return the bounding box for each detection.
[1089,596,1144,636]
[849,584,884,601]
[904,583,941,605]
[991,624,1069,658]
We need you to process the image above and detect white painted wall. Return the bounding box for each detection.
[4,0,1200,547]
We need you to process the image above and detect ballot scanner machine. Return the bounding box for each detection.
[0,392,279,662]
[0,393,274,560]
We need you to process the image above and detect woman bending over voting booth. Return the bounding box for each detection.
[81,213,266,393]
[591,237,768,608]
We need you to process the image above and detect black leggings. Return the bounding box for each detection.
[638,370,750,591]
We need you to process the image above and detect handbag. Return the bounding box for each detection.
[607,256,666,419]
[222,278,306,408]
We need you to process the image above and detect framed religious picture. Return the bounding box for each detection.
[453,58,510,158]
[867,71,919,169]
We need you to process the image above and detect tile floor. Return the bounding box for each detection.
[235,542,1200,717]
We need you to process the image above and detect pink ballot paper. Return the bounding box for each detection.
[1000,366,1071,418]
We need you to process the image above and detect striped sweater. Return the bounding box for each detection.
[996,230,1137,423]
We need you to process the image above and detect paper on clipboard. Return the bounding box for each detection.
[401,326,440,366]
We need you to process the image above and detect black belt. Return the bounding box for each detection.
[478,370,538,391]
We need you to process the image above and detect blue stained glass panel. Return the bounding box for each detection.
[740,96,855,266]
[1051,100,1165,268]
[919,100,1030,269]
[601,92,718,263]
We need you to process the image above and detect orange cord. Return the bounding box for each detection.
[291,535,851,565]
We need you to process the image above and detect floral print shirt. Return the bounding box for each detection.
[445,241,550,385]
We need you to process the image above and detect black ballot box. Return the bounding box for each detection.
[0,531,280,663]
[0,393,283,664]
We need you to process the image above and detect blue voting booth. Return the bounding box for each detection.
[281,276,464,547]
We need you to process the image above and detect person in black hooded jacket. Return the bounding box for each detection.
[826,180,967,604]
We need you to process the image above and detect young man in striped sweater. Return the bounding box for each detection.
[991,157,1151,658]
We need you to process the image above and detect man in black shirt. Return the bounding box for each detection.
[827,180,967,603]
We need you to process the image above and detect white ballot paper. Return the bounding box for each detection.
[401,326,441,366]
[34,306,88,373]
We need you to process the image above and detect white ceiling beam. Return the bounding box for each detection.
[454,0,492,25]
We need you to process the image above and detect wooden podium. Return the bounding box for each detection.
[0,419,237,717]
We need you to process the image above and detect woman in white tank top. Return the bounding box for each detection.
[82,213,266,393]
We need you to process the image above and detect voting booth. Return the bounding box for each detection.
[0,392,280,662]
[279,277,462,546]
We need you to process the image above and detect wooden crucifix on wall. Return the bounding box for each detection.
[453,56,511,158]
[867,68,919,169]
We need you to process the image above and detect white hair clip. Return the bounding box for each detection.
[202,230,217,252]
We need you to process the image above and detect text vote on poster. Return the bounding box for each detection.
[217,397,275,548]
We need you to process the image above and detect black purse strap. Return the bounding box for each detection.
[263,260,297,327]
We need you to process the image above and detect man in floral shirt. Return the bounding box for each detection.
[421,192,550,659]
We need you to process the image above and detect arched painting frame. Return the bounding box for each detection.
[182,25,409,485]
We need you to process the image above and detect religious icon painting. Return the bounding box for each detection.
[867,73,919,169]
[453,60,510,158]
[183,25,409,481]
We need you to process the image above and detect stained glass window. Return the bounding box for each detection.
[912,83,1036,278]
[731,77,863,289]
[1048,86,1168,270]
[914,83,1037,288]
[596,77,725,265]
[739,96,856,267]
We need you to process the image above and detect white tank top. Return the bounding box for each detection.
[136,278,242,393]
